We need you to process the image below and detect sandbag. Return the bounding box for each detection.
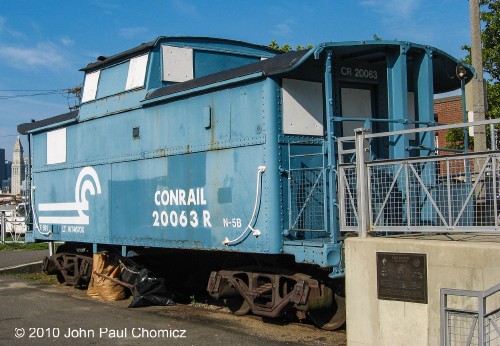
[87,252,127,301]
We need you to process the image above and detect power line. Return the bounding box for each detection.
[0,87,81,100]
[0,90,70,100]
[0,89,69,91]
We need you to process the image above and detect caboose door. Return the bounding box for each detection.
[340,87,373,137]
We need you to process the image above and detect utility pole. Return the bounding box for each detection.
[470,0,487,153]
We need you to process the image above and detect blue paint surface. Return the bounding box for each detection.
[24,39,472,275]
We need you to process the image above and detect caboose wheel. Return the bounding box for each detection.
[56,271,66,284]
[308,294,346,330]
[224,296,251,316]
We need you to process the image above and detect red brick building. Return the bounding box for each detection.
[433,95,464,151]
[433,95,470,175]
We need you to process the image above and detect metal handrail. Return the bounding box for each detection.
[441,283,500,345]
[337,120,500,235]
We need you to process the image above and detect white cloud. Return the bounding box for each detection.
[272,19,296,38]
[119,27,149,40]
[60,37,75,47]
[359,0,438,43]
[0,16,27,40]
[170,0,199,17]
[361,0,419,19]
[91,0,121,15]
[0,41,65,70]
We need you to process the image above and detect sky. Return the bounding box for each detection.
[0,0,472,160]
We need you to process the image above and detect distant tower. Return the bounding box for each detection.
[0,148,5,189]
[11,137,25,195]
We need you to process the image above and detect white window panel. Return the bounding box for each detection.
[47,128,67,165]
[282,79,324,136]
[162,45,194,82]
[341,88,372,137]
[126,54,149,90]
[81,70,100,103]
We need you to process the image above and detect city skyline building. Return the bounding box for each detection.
[11,137,25,195]
[2,160,12,193]
[0,148,5,189]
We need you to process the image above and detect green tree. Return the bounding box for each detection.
[462,0,500,119]
[481,0,500,120]
[448,1,500,151]
[444,127,474,151]
[268,40,313,52]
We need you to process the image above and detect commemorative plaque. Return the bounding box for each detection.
[376,252,428,304]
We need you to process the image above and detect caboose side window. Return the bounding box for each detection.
[162,45,194,82]
[126,54,149,90]
[81,70,100,103]
[282,79,324,136]
[46,128,66,165]
[96,62,128,99]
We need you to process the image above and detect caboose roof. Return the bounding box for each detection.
[19,40,473,135]
[145,40,473,104]
[18,110,78,135]
[80,36,279,72]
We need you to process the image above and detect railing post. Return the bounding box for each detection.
[479,293,485,346]
[1,211,5,244]
[49,241,55,256]
[440,290,447,346]
[355,128,370,237]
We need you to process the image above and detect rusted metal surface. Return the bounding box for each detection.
[308,294,346,331]
[208,270,333,319]
[42,253,93,287]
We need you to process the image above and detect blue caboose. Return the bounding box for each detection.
[18,36,471,329]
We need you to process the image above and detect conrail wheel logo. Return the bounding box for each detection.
[38,166,101,225]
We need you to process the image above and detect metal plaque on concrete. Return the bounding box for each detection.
[376,252,428,304]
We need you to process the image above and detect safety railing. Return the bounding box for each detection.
[338,118,500,235]
[1,211,27,243]
[441,283,500,345]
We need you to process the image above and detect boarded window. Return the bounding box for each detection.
[162,45,194,82]
[282,79,324,136]
[126,54,149,90]
[81,70,100,103]
[47,128,67,165]
[340,88,372,137]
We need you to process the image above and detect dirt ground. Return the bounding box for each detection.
[0,274,347,345]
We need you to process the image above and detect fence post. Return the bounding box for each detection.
[1,212,5,244]
[355,128,370,238]
[478,293,485,346]
[440,290,447,346]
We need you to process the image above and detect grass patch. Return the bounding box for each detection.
[0,241,49,251]
[10,272,59,285]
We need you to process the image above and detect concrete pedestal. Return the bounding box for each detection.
[345,235,500,345]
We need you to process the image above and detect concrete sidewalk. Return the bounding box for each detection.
[0,249,48,271]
